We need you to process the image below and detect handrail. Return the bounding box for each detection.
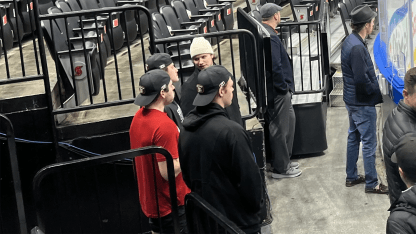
[33,146,180,234]
[153,29,261,121]
[0,114,28,234]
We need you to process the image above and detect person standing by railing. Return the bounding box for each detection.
[130,70,190,233]
[341,5,386,194]
[261,3,300,179]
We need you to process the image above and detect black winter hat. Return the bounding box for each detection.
[350,5,377,24]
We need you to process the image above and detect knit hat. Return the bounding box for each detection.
[190,37,214,58]
[193,65,231,106]
[134,70,171,106]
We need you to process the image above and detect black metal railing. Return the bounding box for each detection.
[0,114,27,234]
[185,192,245,234]
[37,5,154,115]
[33,146,180,234]
[151,29,261,121]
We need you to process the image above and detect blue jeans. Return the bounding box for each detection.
[345,105,378,189]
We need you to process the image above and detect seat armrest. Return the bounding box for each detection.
[206,3,226,7]
[171,28,198,34]
[199,9,220,13]
[190,14,212,20]
[181,22,203,26]
[218,0,236,3]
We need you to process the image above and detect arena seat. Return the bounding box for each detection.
[115,0,149,35]
[204,0,235,30]
[338,2,351,35]
[101,0,138,44]
[5,2,25,42]
[0,3,14,52]
[181,0,220,35]
[77,0,125,51]
[37,0,54,15]
[190,0,225,31]
[159,5,199,34]
[17,0,37,34]
[171,0,210,35]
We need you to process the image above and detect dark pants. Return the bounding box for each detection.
[267,92,296,173]
[149,206,188,234]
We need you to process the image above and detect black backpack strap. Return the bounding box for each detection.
[391,203,416,216]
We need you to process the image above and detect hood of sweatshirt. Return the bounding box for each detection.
[183,103,229,131]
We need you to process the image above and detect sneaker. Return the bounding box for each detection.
[290,161,299,169]
[271,167,302,179]
[365,183,389,194]
[345,175,365,187]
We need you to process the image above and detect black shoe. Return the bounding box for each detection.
[365,183,389,194]
[345,175,365,187]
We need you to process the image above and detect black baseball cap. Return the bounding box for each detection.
[134,70,171,106]
[146,53,174,71]
[391,133,416,178]
[350,5,377,24]
[193,65,232,107]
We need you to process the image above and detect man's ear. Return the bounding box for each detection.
[159,90,166,99]
[218,87,225,97]
[403,89,408,99]
[399,167,405,179]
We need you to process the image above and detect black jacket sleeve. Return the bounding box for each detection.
[229,127,264,212]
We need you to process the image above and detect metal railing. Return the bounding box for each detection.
[33,146,180,234]
[0,114,27,234]
[151,29,261,121]
[185,192,245,234]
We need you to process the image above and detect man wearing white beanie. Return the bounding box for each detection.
[181,37,243,126]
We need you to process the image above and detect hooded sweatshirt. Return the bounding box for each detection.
[387,186,416,234]
[179,103,264,233]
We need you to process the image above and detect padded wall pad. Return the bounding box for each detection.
[292,101,328,155]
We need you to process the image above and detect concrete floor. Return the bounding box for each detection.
[264,106,390,234]
[0,1,394,233]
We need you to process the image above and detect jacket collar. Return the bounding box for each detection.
[352,32,368,49]
[398,100,416,121]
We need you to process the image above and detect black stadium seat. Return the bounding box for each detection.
[115,0,149,35]
[18,0,37,34]
[5,2,25,42]
[0,3,14,52]
[101,0,138,44]
[37,0,54,15]
[204,0,235,30]
[189,0,225,31]
[77,0,125,51]
[159,5,199,34]
[171,0,212,34]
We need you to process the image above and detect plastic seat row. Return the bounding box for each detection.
[338,0,378,35]
[150,0,236,77]
[0,0,36,56]
[40,0,151,107]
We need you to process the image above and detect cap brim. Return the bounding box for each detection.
[391,152,397,163]
[193,91,218,107]
[134,93,158,106]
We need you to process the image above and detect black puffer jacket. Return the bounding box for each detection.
[179,103,264,233]
[383,100,416,204]
[386,186,416,234]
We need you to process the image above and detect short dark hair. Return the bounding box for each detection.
[351,21,368,33]
[403,170,416,185]
[404,67,416,95]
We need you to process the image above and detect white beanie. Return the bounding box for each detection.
[190,37,214,58]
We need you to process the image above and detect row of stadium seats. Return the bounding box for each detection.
[151,0,236,76]
[0,0,36,57]
[338,0,378,35]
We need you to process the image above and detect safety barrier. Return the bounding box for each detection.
[32,146,180,234]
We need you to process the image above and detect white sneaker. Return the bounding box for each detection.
[271,167,302,179]
[290,161,299,169]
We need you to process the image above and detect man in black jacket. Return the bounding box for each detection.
[179,65,264,233]
[180,37,243,126]
[145,53,184,129]
[383,67,416,203]
[261,3,300,178]
[386,133,416,234]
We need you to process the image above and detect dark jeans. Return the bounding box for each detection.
[267,92,296,173]
[149,206,188,234]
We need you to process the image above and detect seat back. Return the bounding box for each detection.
[160,5,183,30]
[194,0,225,31]
[152,12,172,38]
[250,9,262,23]
[343,0,356,14]
[0,4,15,51]
[146,0,158,14]
[183,0,199,15]
[37,0,54,15]
[101,0,138,43]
